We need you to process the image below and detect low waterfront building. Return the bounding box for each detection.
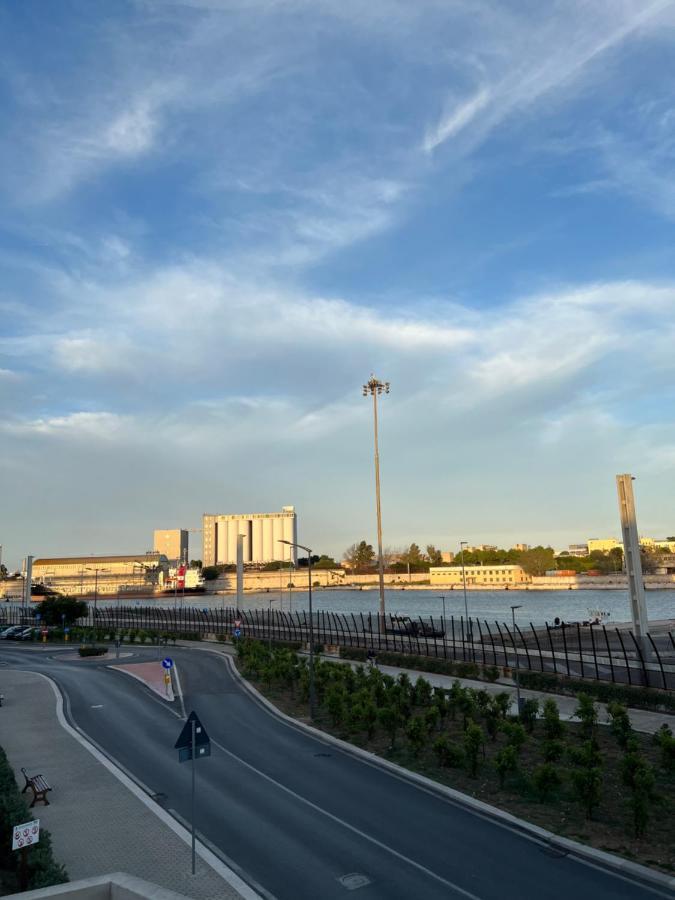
[32,553,168,596]
[429,564,530,587]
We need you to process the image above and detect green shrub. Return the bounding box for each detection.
[78,646,107,657]
[542,740,564,763]
[463,722,484,777]
[653,724,675,773]
[542,698,564,739]
[432,735,464,768]
[520,698,539,733]
[494,745,518,788]
[532,763,562,801]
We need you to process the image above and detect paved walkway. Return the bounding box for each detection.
[0,670,245,899]
[111,660,175,701]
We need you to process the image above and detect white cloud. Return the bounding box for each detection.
[2,412,130,440]
[423,88,491,153]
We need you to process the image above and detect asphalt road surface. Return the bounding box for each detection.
[0,644,669,900]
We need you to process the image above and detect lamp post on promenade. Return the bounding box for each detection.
[363,375,389,633]
[279,539,316,719]
[437,595,446,623]
[459,542,470,642]
[85,567,108,619]
[510,604,523,715]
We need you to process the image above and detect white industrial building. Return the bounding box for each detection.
[202,507,297,566]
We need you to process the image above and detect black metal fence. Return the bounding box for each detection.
[4,605,670,691]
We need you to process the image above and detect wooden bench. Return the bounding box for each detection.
[20,768,52,807]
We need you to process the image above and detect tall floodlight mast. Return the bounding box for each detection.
[363,375,389,631]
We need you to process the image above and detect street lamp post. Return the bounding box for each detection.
[279,539,316,719]
[510,604,523,715]
[459,542,470,643]
[363,375,390,633]
[437,595,446,623]
[85,568,108,619]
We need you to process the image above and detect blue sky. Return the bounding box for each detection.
[2,0,675,569]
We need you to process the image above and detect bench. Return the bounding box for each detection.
[20,768,52,807]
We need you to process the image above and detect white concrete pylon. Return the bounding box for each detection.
[616,474,649,637]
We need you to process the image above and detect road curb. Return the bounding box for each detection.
[221,653,675,895]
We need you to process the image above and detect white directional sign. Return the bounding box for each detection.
[12,819,40,851]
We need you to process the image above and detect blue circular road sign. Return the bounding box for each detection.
[162,657,174,669]
[234,628,241,638]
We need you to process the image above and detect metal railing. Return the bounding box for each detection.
[3,606,670,691]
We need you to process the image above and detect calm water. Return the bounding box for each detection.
[164,587,674,628]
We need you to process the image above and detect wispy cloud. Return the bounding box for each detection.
[423,1,674,155]
[423,88,491,153]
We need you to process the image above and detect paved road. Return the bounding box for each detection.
[0,645,669,900]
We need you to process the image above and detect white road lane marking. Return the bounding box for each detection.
[208,734,483,900]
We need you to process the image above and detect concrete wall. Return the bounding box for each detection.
[210,570,430,593]
[7,871,193,900]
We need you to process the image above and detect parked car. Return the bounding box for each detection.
[386,616,421,637]
[0,625,23,639]
[10,627,34,641]
[417,621,445,638]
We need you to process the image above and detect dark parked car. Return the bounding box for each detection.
[386,616,445,638]
[386,616,421,636]
[0,625,23,639]
[416,621,445,638]
[10,627,34,641]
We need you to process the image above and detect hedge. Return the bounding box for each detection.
[78,646,107,657]
[0,748,68,890]
[518,671,675,713]
[339,648,500,682]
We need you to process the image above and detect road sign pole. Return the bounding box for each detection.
[191,718,196,876]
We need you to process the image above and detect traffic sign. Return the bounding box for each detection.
[161,657,174,670]
[234,619,241,628]
[175,711,210,750]
[35,613,41,621]
[234,628,241,638]
[12,819,40,851]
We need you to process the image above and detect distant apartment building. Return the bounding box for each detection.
[441,551,455,563]
[586,536,675,554]
[153,529,189,563]
[512,543,530,552]
[202,507,297,566]
[465,544,497,553]
[566,544,589,557]
[429,564,530,587]
[32,553,168,596]
[587,538,623,553]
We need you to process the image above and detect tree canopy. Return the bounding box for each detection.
[343,541,376,570]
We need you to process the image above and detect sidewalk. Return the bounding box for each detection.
[0,670,246,900]
[188,640,673,735]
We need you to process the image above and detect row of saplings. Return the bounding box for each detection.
[236,638,674,840]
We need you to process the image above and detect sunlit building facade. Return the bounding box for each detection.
[202,507,297,566]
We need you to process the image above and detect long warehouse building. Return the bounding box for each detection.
[202,507,297,566]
